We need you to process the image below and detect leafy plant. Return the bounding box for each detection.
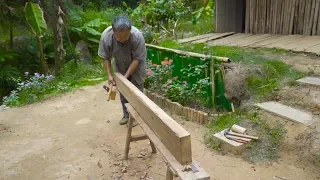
[24,1,48,74]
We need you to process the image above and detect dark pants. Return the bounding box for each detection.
[120,77,144,118]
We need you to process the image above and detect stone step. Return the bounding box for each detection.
[255,102,312,124]
[296,76,320,87]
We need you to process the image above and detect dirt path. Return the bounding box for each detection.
[0,83,319,180]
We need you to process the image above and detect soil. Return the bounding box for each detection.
[1,83,320,180]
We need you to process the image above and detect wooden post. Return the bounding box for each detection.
[124,114,134,160]
[318,1,320,35]
[150,140,157,154]
[203,113,209,124]
[166,166,174,180]
[183,107,189,118]
[199,112,204,125]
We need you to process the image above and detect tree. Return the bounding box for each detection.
[25,1,48,75]
[52,0,65,76]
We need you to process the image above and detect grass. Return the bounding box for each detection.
[204,110,287,163]
[3,60,107,107]
[156,40,298,163]
[157,40,305,101]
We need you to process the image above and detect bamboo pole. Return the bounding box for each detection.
[318,2,320,35]
[284,0,290,35]
[308,0,316,35]
[270,0,273,34]
[210,60,216,113]
[289,0,296,34]
[273,0,278,34]
[279,0,284,34]
[304,0,311,35]
[299,0,306,34]
[312,0,320,35]
[145,44,230,63]
[293,0,300,34]
[262,0,266,33]
[254,0,258,34]
[266,0,271,33]
[250,0,254,33]
[246,0,250,33]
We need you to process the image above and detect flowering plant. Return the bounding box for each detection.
[2,72,55,106]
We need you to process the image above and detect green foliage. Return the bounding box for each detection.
[246,60,304,100]
[2,61,106,107]
[145,59,212,107]
[24,2,47,36]
[207,113,243,133]
[157,40,305,101]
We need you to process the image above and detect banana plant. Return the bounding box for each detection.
[25,1,48,75]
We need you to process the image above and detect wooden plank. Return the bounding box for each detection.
[263,35,304,48]
[131,134,149,142]
[288,36,320,51]
[235,34,275,47]
[115,73,192,164]
[207,34,247,46]
[191,32,235,44]
[308,0,316,35]
[305,44,320,54]
[126,104,210,180]
[177,33,216,43]
[313,0,320,35]
[255,102,312,124]
[219,34,254,46]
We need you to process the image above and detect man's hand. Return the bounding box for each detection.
[108,75,116,85]
[124,60,140,79]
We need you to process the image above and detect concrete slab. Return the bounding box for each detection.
[296,76,320,87]
[305,44,320,55]
[213,129,247,154]
[255,102,312,124]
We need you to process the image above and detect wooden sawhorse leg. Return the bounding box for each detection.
[124,113,157,160]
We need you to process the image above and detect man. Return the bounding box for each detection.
[98,16,147,125]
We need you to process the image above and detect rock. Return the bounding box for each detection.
[107,120,110,123]
[140,151,146,156]
[97,161,103,168]
[137,155,143,158]
[76,40,92,63]
[140,172,148,179]
[120,167,127,173]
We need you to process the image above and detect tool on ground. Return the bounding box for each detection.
[231,124,247,134]
[224,130,249,144]
[103,84,117,101]
[227,131,259,140]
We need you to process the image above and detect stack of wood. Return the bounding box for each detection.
[245,0,320,36]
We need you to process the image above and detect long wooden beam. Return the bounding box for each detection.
[126,104,210,180]
[115,72,192,165]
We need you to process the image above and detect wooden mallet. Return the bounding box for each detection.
[103,84,117,101]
